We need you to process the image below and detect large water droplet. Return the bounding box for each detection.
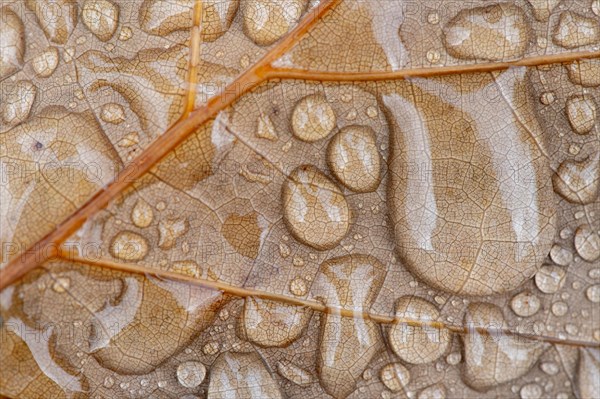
[176,361,206,388]
[25,0,78,44]
[82,0,120,42]
[109,231,149,261]
[0,8,25,80]
[566,95,597,135]
[574,224,600,262]
[276,361,313,387]
[242,0,307,46]
[535,265,567,294]
[553,12,600,49]
[567,59,600,87]
[282,165,350,250]
[552,155,600,205]
[379,363,410,393]
[327,125,382,193]
[444,4,530,61]
[1,80,36,127]
[291,94,337,143]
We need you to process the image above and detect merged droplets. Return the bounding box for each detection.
[31,47,59,78]
[552,155,600,205]
[82,0,120,42]
[242,0,307,46]
[1,80,36,127]
[327,125,382,193]
[0,8,25,79]
[176,361,206,388]
[443,4,530,61]
[553,12,600,49]
[207,352,283,399]
[379,363,410,393]
[109,231,149,261]
[510,291,541,317]
[566,95,597,135]
[239,297,312,347]
[535,265,567,294]
[574,224,600,262]
[314,255,385,399]
[388,296,451,364]
[282,165,350,250]
[291,94,337,143]
[461,303,548,390]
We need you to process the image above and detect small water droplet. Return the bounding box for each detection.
[551,301,569,316]
[177,361,206,388]
[289,277,307,296]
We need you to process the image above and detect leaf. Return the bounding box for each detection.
[1,1,600,398]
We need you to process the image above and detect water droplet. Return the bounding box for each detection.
[566,95,597,135]
[282,165,350,250]
[289,277,307,296]
[103,376,115,388]
[380,363,410,393]
[291,94,336,142]
[553,12,600,49]
[574,224,600,262]
[535,265,567,294]
[540,92,555,105]
[202,341,219,356]
[327,125,382,193]
[594,0,600,16]
[446,352,461,366]
[366,106,378,118]
[171,260,202,278]
[276,361,313,386]
[418,384,446,399]
[586,285,600,303]
[427,12,440,25]
[158,218,189,250]
[553,155,600,205]
[239,54,250,68]
[565,323,579,335]
[82,0,120,42]
[511,291,541,317]
[0,9,25,80]
[551,301,568,316]
[589,268,600,279]
[242,0,306,46]
[32,47,59,78]
[569,144,581,155]
[550,244,573,266]
[131,199,154,228]
[51,277,71,293]
[444,4,530,61]
[426,49,441,64]
[110,231,149,261]
[119,26,133,41]
[25,0,77,44]
[256,114,278,141]
[389,296,451,364]
[1,80,37,127]
[540,362,559,375]
[520,383,543,399]
[100,103,126,125]
[177,361,206,388]
[292,255,304,267]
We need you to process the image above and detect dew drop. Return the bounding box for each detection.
[540,92,555,105]
[100,103,126,125]
[131,199,154,228]
[289,277,307,296]
[1,80,37,127]
[553,12,600,49]
[0,8,25,80]
[177,361,206,388]
[586,284,600,303]
[551,301,568,317]
[418,384,446,399]
[109,231,149,261]
[446,352,461,366]
[82,0,120,42]
[103,376,115,388]
[535,265,567,294]
[520,383,543,399]
[550,244,573,266]
[52,277,70,293]
[32,47,59,78]
[574,224,600,262]
[291,94,336,142]
[566,95,597,135]
[256,114,278,141]
[202,341,219,356]
[540,362,559,376]
[380,363,410,393]
[552,156,600,205]
[510,291,541,317]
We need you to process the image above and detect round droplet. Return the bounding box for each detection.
[566,95,597,135]
[550,244,573,266]
[552,156,600,205]
[589,268,600,279]
[32,47,59,78]
[389,296,451,364]
[446,352,461,366]
[52,277,71,293]
[103,376,115,388]
[551,301,568,317]
[553,12,600,49]
[1,80,37,127]
[540,92,555,105]
[540,362,559,375]
[418,384,446,399]
[202,342,219,356]
[366,106,378,118]
[567,59,600,87]
[510,291,541,317]
[110,231,149,261]
[520,383,543,399]
[119,26,132,41]
[242,0,306,46]
[380,363,410,393]
[427,12,440,25]
[131,199,154,228]
[289,277,307,296]
[176,361,206,388]
[25,0,77,44]
[82,0,120,42]
[291,94,336,142]
[327,125,382,193]
[444,4,530,61]
[574,224,600,262]
[426,50,441,64]
[535,265,567,294]
[101,103,126,124]
[586,285,600,303]
[282,165,350,250]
